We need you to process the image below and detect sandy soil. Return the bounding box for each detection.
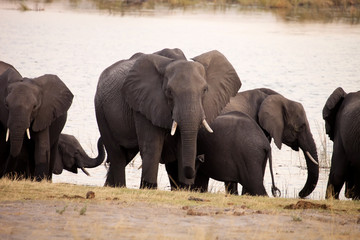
[0,198,359,240]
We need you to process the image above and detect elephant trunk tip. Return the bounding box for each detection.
[183,166,195,179]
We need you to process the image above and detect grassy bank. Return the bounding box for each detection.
[1,178,359,214]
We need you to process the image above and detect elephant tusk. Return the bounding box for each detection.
[81,167,90,176]
[26,128,31,139]
[6,128,9,142]
[306,151,318,165]
[202,119,213,133]
[171,121,177,136]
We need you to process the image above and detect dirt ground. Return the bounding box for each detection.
[0,199,360,240]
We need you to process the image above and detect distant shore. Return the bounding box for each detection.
[1,0,359,23]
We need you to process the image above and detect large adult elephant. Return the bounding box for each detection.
[94,48,241,188]
[53,134,105,176]
[193,111,280,197]
[0,64,73,180]
[323,87,360,200]
[222,88,319,198]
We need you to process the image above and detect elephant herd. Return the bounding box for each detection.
[0,48,359,200]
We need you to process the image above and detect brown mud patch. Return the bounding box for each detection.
[284,200,330,210]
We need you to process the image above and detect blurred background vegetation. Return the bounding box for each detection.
[7,0,359,23]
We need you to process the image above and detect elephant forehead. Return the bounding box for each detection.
[166,61,205,80]
[7,82,39,102]
[289,101,306,119]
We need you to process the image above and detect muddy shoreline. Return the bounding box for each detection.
[1,199,359,239]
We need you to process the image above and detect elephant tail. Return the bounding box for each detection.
[268,150,281,197]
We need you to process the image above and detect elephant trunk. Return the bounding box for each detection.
[298,132,319,198]
[82,137,105,168]
[175,103,204,183]
[180,128,198,180]
[8,128,26,157]
[7,109,31,157]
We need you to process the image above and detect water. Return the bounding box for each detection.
[1,3,359,200]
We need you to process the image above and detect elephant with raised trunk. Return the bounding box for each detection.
[323,87,360,200]
[222,88,319,198]
[95,48,241,188]
[193,111,281,197]
[0,62,73,180]
[53,134,105,176]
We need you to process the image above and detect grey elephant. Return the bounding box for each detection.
[221,88,319,198]
[192,111,281,196]
[323,87,360,200]
[94,48,241,188]
[53,134,105,176]
[0,63,73,180]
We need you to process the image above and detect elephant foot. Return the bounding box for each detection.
[140,180,158,189]
[104,180,126,188]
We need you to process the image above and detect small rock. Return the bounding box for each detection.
[86,191,95,199]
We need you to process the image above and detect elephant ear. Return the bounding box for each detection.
[153,48,187,60]
[0,68,23,125]
[192,50,241,123]
[123,54,175,128]
[322,87,346,141]
[32,74,74,132]
[258,95,285,149]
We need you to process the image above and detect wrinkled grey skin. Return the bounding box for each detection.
[0,62,73,180]
[94,48,241,188]
[192,111,280,197]
[222,88,319,198]
[0,62,23,177]
[323,87,360,200]
[53,134,105,176]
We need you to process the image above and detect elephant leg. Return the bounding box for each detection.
[105,146,127,187]
[134,112,165,189]
[225,182,239,195]
[244,184,267,196]
[33,128,51,181]
[192,170,209,193]
[326,142,347,199]
[242,164,268,196]
[241,186,248,195]
[48,139,59,180]
[345,155,360,200]
[165,161,180,190]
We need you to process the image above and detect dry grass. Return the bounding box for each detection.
[1,178,360,240]
[1,177,359,214]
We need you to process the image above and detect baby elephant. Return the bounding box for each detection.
[53,134,105,176]
[194,111,280,197]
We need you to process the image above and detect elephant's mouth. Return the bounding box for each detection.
[170,119,213,136]
[6,128,31,142]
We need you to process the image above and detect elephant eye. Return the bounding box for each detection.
[166,88,173,98]
[202,86,208,94]
[4,100,9,109]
